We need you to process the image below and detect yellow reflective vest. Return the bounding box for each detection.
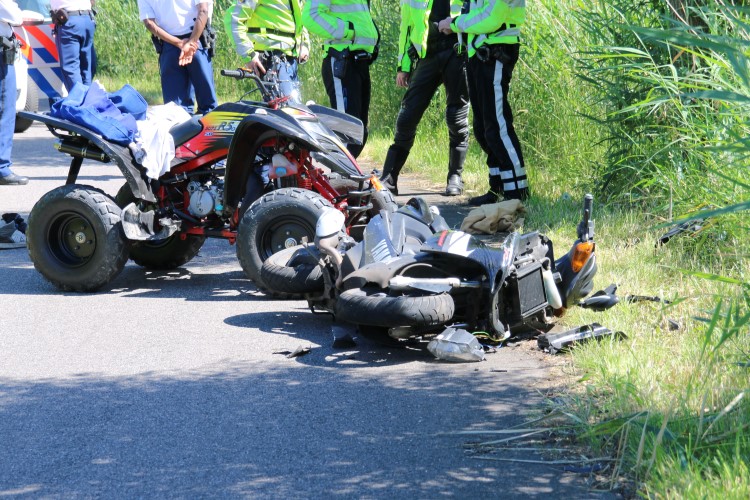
[450,0,525,57]
[397,0,463,72]
[302,0,378,53]
[224,0,310,61]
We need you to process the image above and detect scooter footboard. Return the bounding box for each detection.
[17,111,156,203]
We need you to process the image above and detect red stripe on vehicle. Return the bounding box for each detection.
[27,25,58,59]
[437,230,449,247]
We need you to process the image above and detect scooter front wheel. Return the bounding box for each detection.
[237,188,333,289]
[259,244,324,298]
[335,286,455,328]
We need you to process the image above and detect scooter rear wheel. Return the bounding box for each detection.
[335,286,455,328]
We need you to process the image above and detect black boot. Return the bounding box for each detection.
[445,148,466,196]
[468,175,502,206]
[380,145,409,196]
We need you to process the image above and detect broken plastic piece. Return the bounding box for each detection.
[538,323,626,354]
[625,295,671,305]
[579,283,620,311]
[656,218,705,246]
[427,327,485,362]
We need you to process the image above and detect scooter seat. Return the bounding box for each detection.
[169,116,204,147]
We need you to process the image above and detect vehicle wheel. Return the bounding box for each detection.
[27,185,129,292]
[14,80,38,133]
[237,187,333,288]
[335,286,455,327]
[328,177,398,217]
[114,183,206,270]
[259,245,324,298]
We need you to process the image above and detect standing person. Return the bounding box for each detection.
[302,0,378,158]
[438,0,529,204]
[379,0,469,196]
[224,0,310,103]
[138,0,218,115]
[0,0,28,185]
[50,0,97,92]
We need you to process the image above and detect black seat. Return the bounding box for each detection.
[169,116,203,147]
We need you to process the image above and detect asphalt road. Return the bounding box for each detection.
[0,123,611,498]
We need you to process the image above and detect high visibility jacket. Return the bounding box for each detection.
[451,0,524,57]
[397,0,463,73]
[224,0,310,61]
[302,0,378,53]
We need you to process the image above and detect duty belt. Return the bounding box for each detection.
[67,9,92,16]
[247,27,296,38]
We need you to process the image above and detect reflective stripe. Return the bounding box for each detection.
[330,4,369,13]
[406,0,429,9]
[353,36,377,45]
[331,57,345,111]
[308,0,342,36]
[493,60,524,174]
[489,167,502,176]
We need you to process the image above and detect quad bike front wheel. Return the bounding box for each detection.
[237,188,334,289]
[335,286,455,328]
[27,185,129,292]
[115,183,206,270]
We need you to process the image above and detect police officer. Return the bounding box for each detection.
[439,0,528,203]
[225,0,310,102]
[302,0,378,158]
[0,0,27,185]
[379,0,469,196]
[50,0,96,92]
[138,0,218,115]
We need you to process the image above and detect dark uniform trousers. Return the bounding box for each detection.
[382,46,470,180]
[467,43,529,200]
[322,54,371,159]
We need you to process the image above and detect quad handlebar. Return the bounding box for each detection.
[220,68,283,103]
[578,193,595,242]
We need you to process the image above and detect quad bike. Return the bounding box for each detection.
[20,68,395,292]
[262,195,598,343]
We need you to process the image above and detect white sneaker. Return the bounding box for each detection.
[0,222,26,249]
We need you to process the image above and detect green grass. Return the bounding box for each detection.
[94,0,750,496]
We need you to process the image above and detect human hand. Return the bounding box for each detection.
[438,17,454,35]
[246,53,266,76]
[396,71,410,88]
[299,46,310,63]
[179,40,197,66]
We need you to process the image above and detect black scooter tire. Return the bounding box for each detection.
[237,188,333,289]
[260,245,324,298]
[335,287,455,328]
[27,184,129,292]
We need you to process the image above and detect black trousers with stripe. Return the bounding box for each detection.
[467,43,529,200]
[322,54,371,159]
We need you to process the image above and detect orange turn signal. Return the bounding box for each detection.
[370,175,384,191]
[571,241,595,273]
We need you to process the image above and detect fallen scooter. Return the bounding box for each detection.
[263,195,598,343]
[20,68,395,292]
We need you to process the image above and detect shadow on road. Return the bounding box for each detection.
[0,362,602,498]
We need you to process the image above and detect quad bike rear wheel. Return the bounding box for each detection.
[27,184,129,292]
[259,245,324,298]
[335,286,455,328]
[115,183,206,270]
[237,188,334,289]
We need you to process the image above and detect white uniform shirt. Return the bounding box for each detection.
[50,1,93,11]
[0,0,23,38]
[138,0,212,37]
